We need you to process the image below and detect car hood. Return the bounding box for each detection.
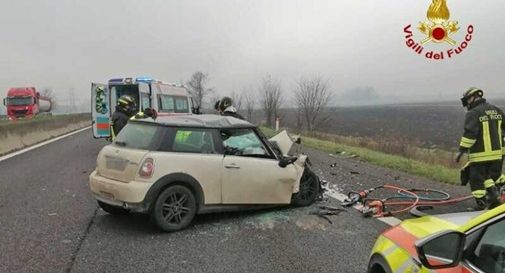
[269,130,301,156]
[396,211,485,239]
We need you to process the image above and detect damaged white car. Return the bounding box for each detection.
[89,115,320,232]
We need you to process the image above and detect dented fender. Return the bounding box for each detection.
[292,155,308,194]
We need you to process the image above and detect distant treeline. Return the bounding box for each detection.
[246,101,505,151]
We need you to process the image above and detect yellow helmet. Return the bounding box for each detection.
[118,95,137,113]
[461,87,484,107]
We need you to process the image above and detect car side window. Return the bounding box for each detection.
[221,129,272,158]
[466,217,505,273]
[172,128,218,154]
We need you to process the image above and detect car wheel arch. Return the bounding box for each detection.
[368,254,393,273]
[144,173,205,212]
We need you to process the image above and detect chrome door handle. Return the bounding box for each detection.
[225,164,240,169]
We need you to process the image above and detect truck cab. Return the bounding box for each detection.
[91,77,195,138]
[3,87,52,120]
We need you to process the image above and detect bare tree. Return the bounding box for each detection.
[294,77,332,132]
[186,72,213,109]
[209,93,221,113]
[259,75,282,128]
[243,90,256,121]
[295,110,304,132]
[230,91,243,111]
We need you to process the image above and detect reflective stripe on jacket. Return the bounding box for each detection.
[459,99,504,163]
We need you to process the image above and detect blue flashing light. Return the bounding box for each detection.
[135,76,154,83]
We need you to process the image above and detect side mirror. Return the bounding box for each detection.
[2,98,6,106]
[192,106,201,114]
[279,156,298,168]
[415,230,465,270]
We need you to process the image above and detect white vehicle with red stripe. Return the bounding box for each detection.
[91,77,196,139]
[368,204,505,273]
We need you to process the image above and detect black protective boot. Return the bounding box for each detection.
[468,197,487,211]
[486,186,503,209]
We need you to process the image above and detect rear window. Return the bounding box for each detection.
[114,123,160,150]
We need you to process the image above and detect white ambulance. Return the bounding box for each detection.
[91,77,195,139]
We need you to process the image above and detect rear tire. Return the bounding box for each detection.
[292,167,320,206]
[97,201,129,215]
[151,185,197,232]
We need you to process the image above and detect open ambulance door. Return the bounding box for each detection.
[91,83,111,139]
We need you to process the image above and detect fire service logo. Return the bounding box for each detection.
[404,0,474,60]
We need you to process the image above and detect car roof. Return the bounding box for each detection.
[132,114,255,129]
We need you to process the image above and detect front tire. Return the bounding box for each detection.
[151,185,197,232]
[292,167,320,206]
[97,200,129,215]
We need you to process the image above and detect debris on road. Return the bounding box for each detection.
[350,171,360,175]
[309,205,346,225]
[314,214,333,224]
[329,153,359,160]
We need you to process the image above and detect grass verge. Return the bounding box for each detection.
[261,127,460,185]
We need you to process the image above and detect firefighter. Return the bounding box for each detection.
[456,87,504,210]
[215,97,244,120]
[111,95,137,139]
[131,107,158,120]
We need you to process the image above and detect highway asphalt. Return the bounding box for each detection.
[0,129,474,273]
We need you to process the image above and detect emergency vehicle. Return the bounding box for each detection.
[91,77,195,138]
[368,204,505,273]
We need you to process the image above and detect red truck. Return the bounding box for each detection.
[3,87,52,120]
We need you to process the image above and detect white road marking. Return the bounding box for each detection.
[325,189,402,227]
[0,126,92,162]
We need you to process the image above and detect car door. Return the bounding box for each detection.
[220,128,298,204]
[91,83,111,138]
[154,127,224,204]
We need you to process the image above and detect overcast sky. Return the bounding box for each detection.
[1,0,504,108]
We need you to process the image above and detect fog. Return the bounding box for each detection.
[1,0,504,113]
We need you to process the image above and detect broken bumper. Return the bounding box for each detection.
[89,170,151,212]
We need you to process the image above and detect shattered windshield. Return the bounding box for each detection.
[221,129,270,157]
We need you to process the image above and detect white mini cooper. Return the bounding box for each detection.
[89,115,319,232]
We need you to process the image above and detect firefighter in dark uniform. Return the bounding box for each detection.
[456,87,504,210]
[214,97,245,120]
[111,95,137,139]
